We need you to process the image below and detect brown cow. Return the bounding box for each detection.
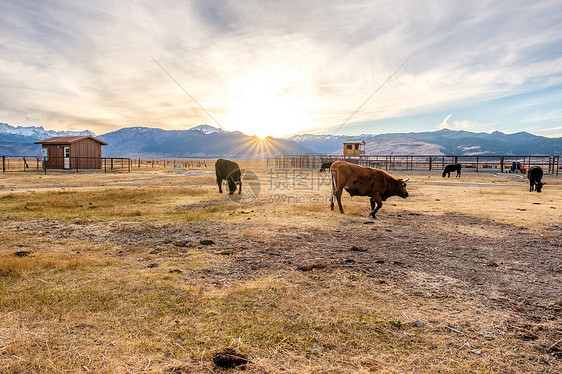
[330,161,409,218]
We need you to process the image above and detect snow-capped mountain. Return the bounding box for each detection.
[286,134,348,154]
[98,126,312,158]
[0,123,95,141]
[289,129,562,156]
[330,136,446,155]
[0,123,313,158]
[187,124,225,135]
[1,122,560,158]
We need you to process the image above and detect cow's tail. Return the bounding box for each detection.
[330,168,336,208]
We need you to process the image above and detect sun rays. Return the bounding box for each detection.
[228,135,290,158]
[222,71,315,139]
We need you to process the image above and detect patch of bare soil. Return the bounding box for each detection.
[3,210,560,371]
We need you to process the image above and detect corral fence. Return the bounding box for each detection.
[1,156,210,173]
[267,155,560,175]
[129,159,208,169]
[1,156,131,173]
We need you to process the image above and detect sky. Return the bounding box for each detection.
[1,0,562,138]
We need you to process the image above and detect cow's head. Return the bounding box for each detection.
[227,170,242,194]
[535,181,544,193]
[397,178,409,198]
[225,179,242,194]
[228,178,239,195]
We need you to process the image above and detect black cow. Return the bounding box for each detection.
[442,164,461,178]
[527,166,544,192]
[319,161,333,172]
[215,158,242,194]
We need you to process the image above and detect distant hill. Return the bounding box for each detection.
[1,122,560,158]
[290,129,562,156]
[98,126,313,158]
[331,136,445,155]
[0,123,313,159]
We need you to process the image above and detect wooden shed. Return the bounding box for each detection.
[343,139,366,156]
[35,136,108,170]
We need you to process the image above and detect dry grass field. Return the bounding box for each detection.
[0,163,560,373]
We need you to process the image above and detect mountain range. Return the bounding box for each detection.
[0,123,311,158]
[289,129,562,156]
[0,122,560,158]
[97,125,312,158]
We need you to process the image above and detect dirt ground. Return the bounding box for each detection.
[0,167,561,373]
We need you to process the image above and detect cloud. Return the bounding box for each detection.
[533,124,562,138]
[436,114,453,129]
[1,0,562,136]
[436,114,479,131]
[522,109,562,123]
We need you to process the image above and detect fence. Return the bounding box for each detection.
[1,156,131,173]
[1,156,210,173]
[267,154,560,175]
[129,159,209,169]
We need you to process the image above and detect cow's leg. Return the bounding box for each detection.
[217,176,223,193]
[335,185,345,214]
[369,195,383,218]
[529,178,534,192]
[369,198,379,219]
[238,181,242,195]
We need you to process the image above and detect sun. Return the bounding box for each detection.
[222,72,315,138]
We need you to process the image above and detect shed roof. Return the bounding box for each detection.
[343,139,366,144]
[34,136,108,146]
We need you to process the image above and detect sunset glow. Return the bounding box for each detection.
[222,73,315,139]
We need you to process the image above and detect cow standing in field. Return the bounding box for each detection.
[215,158,242,194]
[319,161,333,172]
[330,161,409,218]
[442,164,461,178]
[527,166,544,192]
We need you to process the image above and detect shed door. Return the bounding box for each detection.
[64,147,70,169]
